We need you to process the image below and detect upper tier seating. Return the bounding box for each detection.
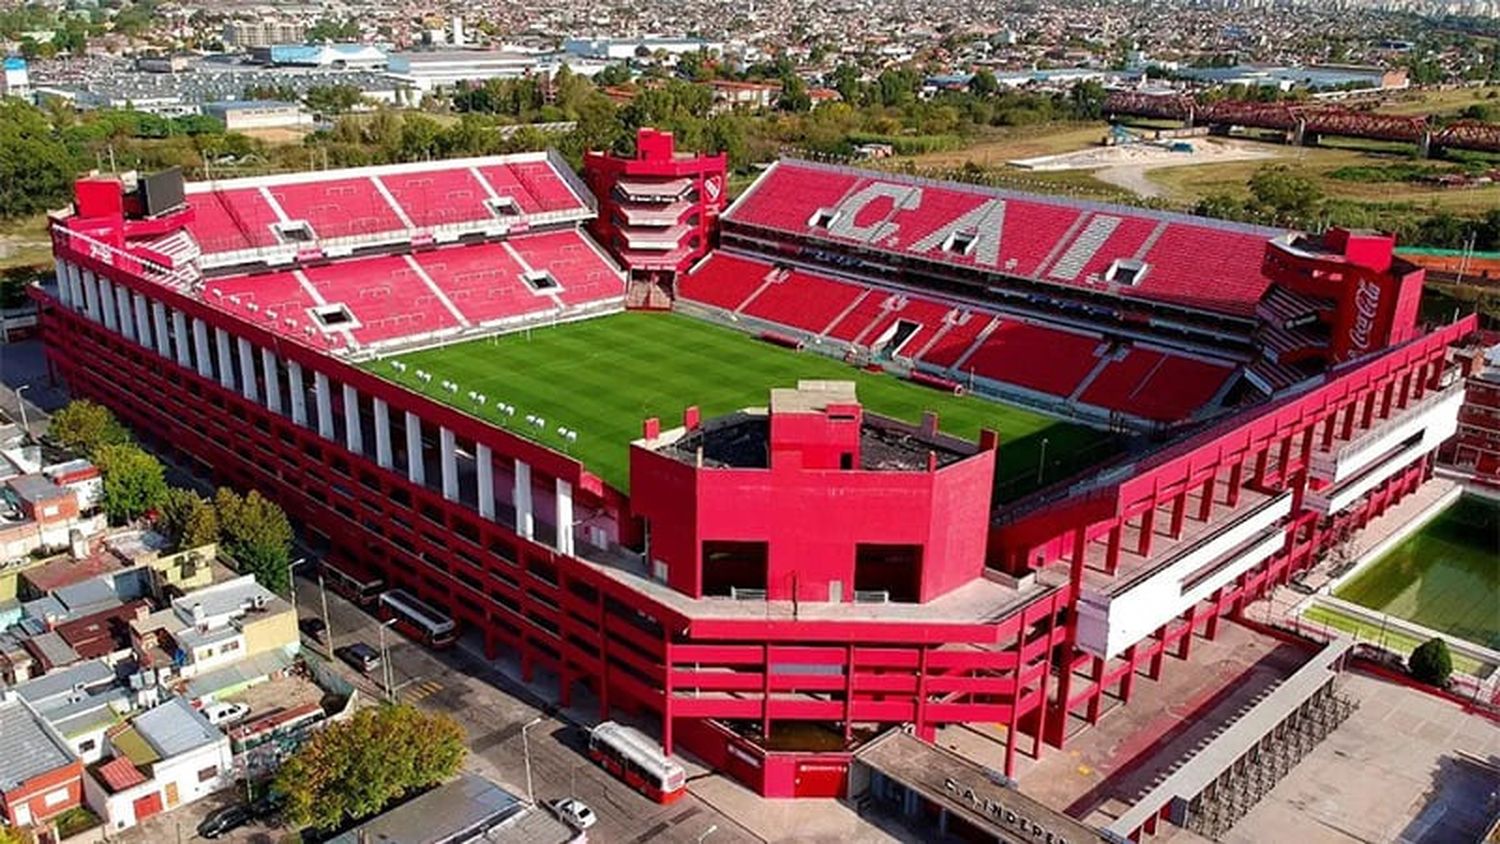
[961,321,1104,397]
[725,160,1278,318]
[477,163,585,215]
[186,190,283,254]
[377,169,496,229]
[263,178,406,241]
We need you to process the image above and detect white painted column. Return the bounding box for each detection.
[115,285,134,340]
[151,301,171,359]
[314,371,335,440]
[98,278,117,330]
[405,411,425,485]
[261,349,282,414]
[514,460,534,539]
[214,327,235,390]
[133,292,151,348]
[83,271,102,322]
[476,444,495,520]
[373,398,393,469]
[555,478,574,555]
[172,310,192,368]
[54,259,72,307]
[238,337,259,403]
[68,264,86,312]
[288,361,308,426]
[343,384,363,455]
[440,427,458,501]
[192,319,213,379]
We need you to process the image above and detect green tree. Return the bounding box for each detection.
[778,74,812,112]
[969,68,999,97]
[0,100,79,220]
[274,704,466,831]
[158,487,220,550]
[214,488,294,592]
[94,444,168,524]
[1248,165,1323,226]
[49,399,132,456]
[1408,637,1453,687]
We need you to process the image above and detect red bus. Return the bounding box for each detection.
[588,721,687,803]
[377,589,457,649]
[321,560,384,607]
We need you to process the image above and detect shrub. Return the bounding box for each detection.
[1408,637,1453,687]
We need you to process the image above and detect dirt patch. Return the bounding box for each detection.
[1010,138,1280,199]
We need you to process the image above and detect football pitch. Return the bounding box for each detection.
[364,312,1114,495]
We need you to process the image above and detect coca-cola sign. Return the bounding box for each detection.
[1347,277,1382,354]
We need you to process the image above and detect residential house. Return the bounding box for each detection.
[0,694,84,829]
[85,697,233,832]
[131,575,297,678]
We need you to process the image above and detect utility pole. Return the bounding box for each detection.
[318,571,333,657]
[521,715,544,806]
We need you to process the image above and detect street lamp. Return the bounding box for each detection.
[286,557,309,619]
[696,824,718,843]
[1036,437,1049,486]
[521,715,544,806]
[377,618,398,703]
[14,385,30,443]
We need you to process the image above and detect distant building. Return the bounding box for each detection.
[563,37,722,61]
[1175,64,1407,92]
[2,57,31,100]
[1441,335,1500,487]
[709,79,780,112]
[201,100,313,132]
[385,50,538,92]
[222,19,306,50]
[254,43,388,70]
[135,54,190,74]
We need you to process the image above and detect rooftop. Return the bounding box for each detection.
[326,773,525,844]
[132,696,221,758]
[0,696,77,791]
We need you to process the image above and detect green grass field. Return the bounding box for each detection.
[1334,495,1500,651]
[1300,603,1489,677]
[364,312,1115,494]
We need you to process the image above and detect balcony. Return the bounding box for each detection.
[1310,383,1465,485]
[1074,489,1295,659]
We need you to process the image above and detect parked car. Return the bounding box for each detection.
[547,797,597,830]
[300,617,328,642]
[198,803,255,839]
[202,701,251,726]
[338,642,381,674]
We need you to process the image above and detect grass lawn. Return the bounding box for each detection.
[1300,603,1489,677]
[1375,85,1500,117]
[364,312,1114,495]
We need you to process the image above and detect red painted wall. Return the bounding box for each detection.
[0,763,84,826]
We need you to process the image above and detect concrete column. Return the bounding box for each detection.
[172,310,192,368]
[476,444,495,520]
[237,337,258,403]
[192,319,213,379]
[556,478,574,555]
[98,277,117,330]
[133,292,152,348]
[405,411,425,485]
[261,349,282,413]
[514,460,534,539]
[288,361,308,426]
[440,427,458,501]
[83,271,102,322]
[71,264,87,313]
[214,327,235,390]
[54,259,71,307]
[373,398,393,469]
[314,371,334,440]
[343,384,363,455]
[115,284,134,339]
[151,301,171,359]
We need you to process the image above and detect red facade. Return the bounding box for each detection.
[38,156,1480,800]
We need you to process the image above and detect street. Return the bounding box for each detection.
[294,573,758,844]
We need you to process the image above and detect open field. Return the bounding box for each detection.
[0,214,52,271]
[1299,603,1489,677]
[1375,85,1500,116]
[903,122,1111,168]
[1334,494,1500,650]
[365,312,1112,494]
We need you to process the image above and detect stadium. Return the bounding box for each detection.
[37,128,1479,833]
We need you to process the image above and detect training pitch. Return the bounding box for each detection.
[365,312,1112,494]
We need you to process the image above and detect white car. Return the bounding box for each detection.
[548,798,597,830]
[202,701,251,726]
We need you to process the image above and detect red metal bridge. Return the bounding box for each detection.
[1103,91,1500,154]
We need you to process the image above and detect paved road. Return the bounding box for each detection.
[295,574,758,844]
[0,338,67,437]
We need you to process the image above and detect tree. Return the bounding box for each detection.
[158,487,219,550]
[0,825,35,844]
[49,399,133,456]
[274,704,466,831]
[777,74,812,113]
[1248,165,1323,226]
[0,100,79,221]
[1408,637,1453,687]
[93,444,168,524]
[214,488,294,592]
[969,68,999,97]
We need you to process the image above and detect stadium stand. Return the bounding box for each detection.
[186,190,283,254]
[915,309,993,368]
[677,252,780,311]
[476,162,587,215]
[1080,348,1236,421]
[300,254,461,345]
[412,242,554,325]
[377,169,496,229]
[739,267,867,335]
[262,178,407,241]
[206,270,320,337]
[861,295,958,358]
[960,321,1104,397]
[506,229,625,307]
[826,292,891,342]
